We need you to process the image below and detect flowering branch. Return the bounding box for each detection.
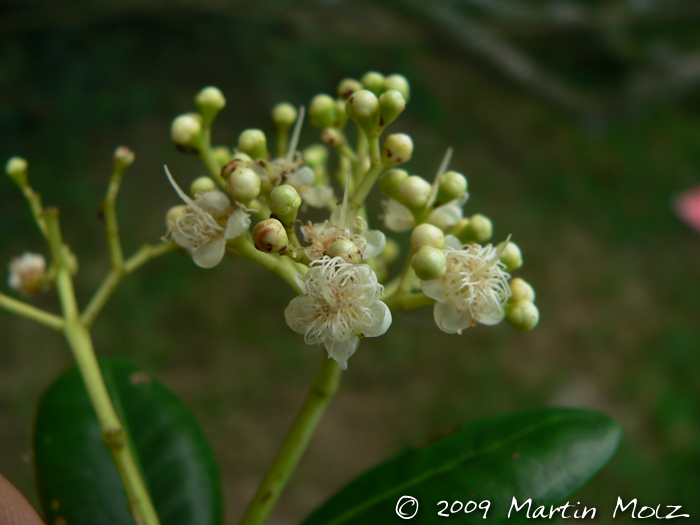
[0,292,65,331]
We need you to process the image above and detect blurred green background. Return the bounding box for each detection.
[2,1,700,523]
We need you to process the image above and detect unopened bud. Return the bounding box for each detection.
[113,146,135,172]
[166,205,189,227]
[384,74,410,102]
[171,113,202,147]
[335,99,348,129]
[381,133,413,167]
[326,238,362,264]
[195,86,226,124]
[458,214,493,243]
[412,245,447,280]
[361,71,385,96]
[337,78,363,100]
[231,152,253,164]
[378,90,406,128]
[309,94,337,130]
[410,223,445,252]
[238,129,268,160]
[437,171,467,203]
[397,175,430,210]
[379,168,408,199]
[227,167,261,203]
[272,102,298,130]
[321,127,345,148]
[253,218,289,254]
[302,144,329,169]
[190,176,217,197]
[497,241,522,271]
[505,301,539,332]
[6,156,28,186]
[346,89,379,134]
[269,184,302,224]
[509,277,535,303]
[212,146,232,167]
[8,253,48,297]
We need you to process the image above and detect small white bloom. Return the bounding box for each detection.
[420,242,511,334]
[165,166,250,268]
[284,256,392,370]
[8,252,47,296]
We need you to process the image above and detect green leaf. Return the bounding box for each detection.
[302,408,621,524]
[34,358,222,525]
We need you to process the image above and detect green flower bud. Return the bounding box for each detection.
[113,146,135,172]
[410,223,445,252]
[381,133,413,167]
[321,127,345,148]
[309,94,337,130]
[379,168,408,199]
[397,175,430,210]
[437,170,467,203]
[253,218,289,254]
[458,213,493,243]
[335,99,348,129]
[509,277,535,303]
[190,176,218,196]
[361,71,385,96]
[302,144,329,169]
[337,78,363,99]
[6,156,28,186]
[195,86,226,124]
[412,245,447,280]
[346,89,380,134]
[269,184,301,224]
[378,90,406,128]
[212,146,232,166]
[231,151,253,164]
[166,204,189,227]
[505,300,539,332]
[238,129,268,160]
[171,113,202,147]
[384,74,410,102]
[272,102,298,130]
[326,238,363,264]
[497,241,523,272]
[227,166,261,203]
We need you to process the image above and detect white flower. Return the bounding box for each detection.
[165,166,250,268]
[420,242,511,334]
[284,256,392,370]
[8,252,47,296]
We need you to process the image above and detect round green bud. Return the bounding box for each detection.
[379,168,408,199]
[237,129,268,160]
[410,223,445,252]
[381,133,413,167]
[337,78,363,99]
[458,214,493,243]
[412,245,447,281]
[335,99,348,129]
[509,277,535,303]
[195,86,226,124]
[212,146,232,166]
[397,175,430,210]
[505,300,539,332]
[497,241,523,272]
[326,238,363,264]
[227,167,261,203]
[438,170,468,202]
[309,94,337,130]
[171,113,202,146]
[271,102,298,130]
[113,146,135,171]
[361,71,386,96]
[6,156,28,185]
[378,90,406,128]
[253,218,289,254]
[231,151,253,164]
[190,176,217,197]
[269,184,302,223]
[346,89,380,133]
[321,127,345,148]
[166,204,189,227]
[384,74,410,102]
[302,144,329,169]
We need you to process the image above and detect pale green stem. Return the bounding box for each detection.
[239,356,343,525]
[103,171,125,269]
[233,237,305,292]
[384,292,434,311]
[44,209,161,525]
[198,127,227,187]
[349,134,382,210]
[81,242,176,327]
[276,128,290,158]
[15,180,49,238]
[352,128,368,185]
[0,292,65,331]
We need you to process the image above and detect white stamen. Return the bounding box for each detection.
[427,147,453,207]
[286,106,305,163]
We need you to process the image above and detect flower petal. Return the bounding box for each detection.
[363,301,392,337]
[301,185,335,208]
[225,209,251,239]
[444,235,462,250]
[192,237,226,268]
[325,337,359,370]
[476,302,505,326]
[287,166,315,187]
[427,200,463,231]
[434,300,469,334]
[420,278,448,302]
[361,230,386,259]
[383,199,414,232]
[196,190,231,218]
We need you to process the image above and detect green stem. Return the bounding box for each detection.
[233,237,305,292]
[384,291,434,311]
[239,356,343,525]
[15,179,49,239]
[349,134,382,210]
[198,127,227,187]
[103,170,125,269]
[0,292,65,331]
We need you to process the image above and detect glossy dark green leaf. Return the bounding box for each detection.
[302,408,621,524]
[34,358,222,525]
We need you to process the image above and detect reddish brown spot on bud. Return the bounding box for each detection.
[379,117,385,126]
[386,149,393,158]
